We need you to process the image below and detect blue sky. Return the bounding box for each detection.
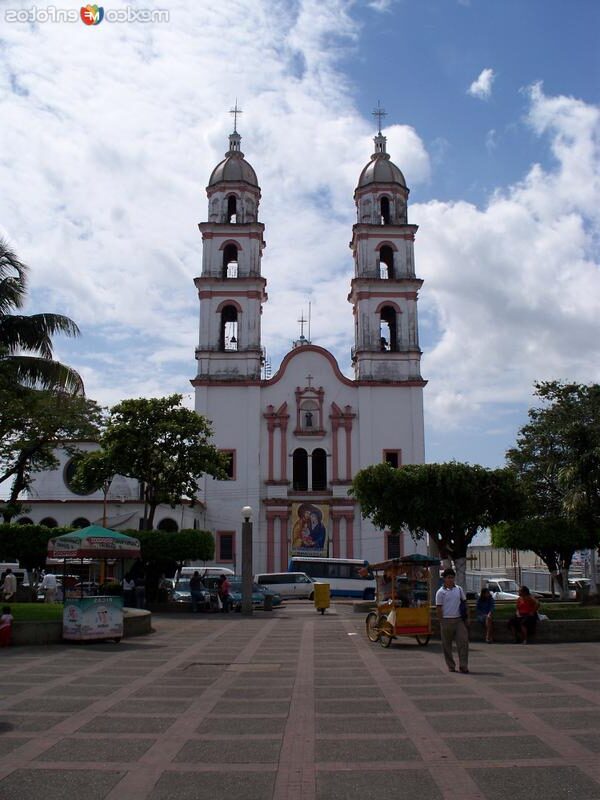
[1,0,599,470]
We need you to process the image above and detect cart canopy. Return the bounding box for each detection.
[369,554,440,571]
[48,525,141,559]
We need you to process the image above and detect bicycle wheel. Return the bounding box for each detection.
[415,634,430,646]
[378,615,393,648]
[366,612,380,642]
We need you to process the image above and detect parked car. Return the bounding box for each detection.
[254,572,314,600]
[170,578,211,610]
[484,579,520,600]
[204,575,282,610]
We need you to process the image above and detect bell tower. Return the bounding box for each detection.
[194,108,267,381]
[348,105,424,382]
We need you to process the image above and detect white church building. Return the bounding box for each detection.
[18,116,427,572]
[193,119,427,572]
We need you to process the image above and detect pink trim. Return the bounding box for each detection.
[345,424,352,481]
[195,276,267,286]
[267,422,274,482]
[267,516,275,571]
[200,290,264,301]
[218,239,244,251]
[332,516,340,558]
[265,345,356,388]
[351,289,419,301]
[331,420,339,482]
[280,415,288,482]
[345,515,354,558]
[375,300,402,314]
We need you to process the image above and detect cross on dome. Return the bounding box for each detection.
[229,99,243,133]
[372,100,387,134]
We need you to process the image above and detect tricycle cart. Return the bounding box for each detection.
[365,554,440,648]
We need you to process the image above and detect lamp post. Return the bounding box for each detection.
[241,505,253,615]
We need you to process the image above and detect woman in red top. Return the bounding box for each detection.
[508,586,539,644]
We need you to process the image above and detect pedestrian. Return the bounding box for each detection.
[40,572,58,603]
[1,569,17,602]
[189,571,204,613]
[508,586,539,644]
[476,586,495,643]
[122,574,135,607]
[435,567,470,673]
[134,574,146,609]
[218,574,232,613]
[0,606,13,647]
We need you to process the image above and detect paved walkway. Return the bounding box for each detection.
[0,603,599,800]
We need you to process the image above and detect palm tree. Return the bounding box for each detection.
[0,237,83,393]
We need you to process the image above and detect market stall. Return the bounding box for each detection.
[47,525,141,643]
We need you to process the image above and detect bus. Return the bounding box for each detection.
[287,557,376,599]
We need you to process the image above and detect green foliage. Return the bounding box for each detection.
[350,461,522,561]
[0,237,82,393]
[9,603,63,622]
[70,450,114,495]
[0,523,73,570]
[131,528,214,564]
[83,395,228,528]
[503,381,600,575]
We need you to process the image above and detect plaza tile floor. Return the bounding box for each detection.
[0,604,599,799]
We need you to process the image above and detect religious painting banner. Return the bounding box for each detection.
[290,503,329,557]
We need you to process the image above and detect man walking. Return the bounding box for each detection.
[435,568,469,674]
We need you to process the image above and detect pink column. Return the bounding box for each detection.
[266,514,275,571]
[345,513,354,558]
[344,421,352,481]
[331,514,340,558]
[331,420,339,482]
[267,422,275,482]
[280,420,288,482]
[279,513,289,571]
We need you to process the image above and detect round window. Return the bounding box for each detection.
[64,458,94,496]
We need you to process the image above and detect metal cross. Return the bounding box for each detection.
[372,100,387,134]
[229,99,243,132]
[298,312,307,338]
[306,373,314,387]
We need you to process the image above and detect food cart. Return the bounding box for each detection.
[47,525,141,643]
[365,554,440,648]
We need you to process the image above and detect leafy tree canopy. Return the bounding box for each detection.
[77,395,228,528]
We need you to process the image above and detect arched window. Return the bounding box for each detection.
[40,517,58,529]
[312,448,327,491]
[226,195,237,223]
[157,518,178,532]
[17,517,33,525]
[380,306,398,352]
[379,245,394,279]
[380,196,391,225]
[220,305,239,351]
[71,517,90,529]
[222,244,238,279]
[292,448,308,491]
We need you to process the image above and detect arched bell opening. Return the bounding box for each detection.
[226,194,237,223]
[222,244,238,279]
[292,448,308,491]
[311,448,327,491]
[219,305,239,351]
[379,245,394,280]
[380,306,398,352]
[380,196,391,225]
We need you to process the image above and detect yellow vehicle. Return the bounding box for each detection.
[365,554,440,648]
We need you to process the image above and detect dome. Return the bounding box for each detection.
[357,154,406,189]
[208,132,258,188]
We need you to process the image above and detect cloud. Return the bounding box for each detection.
[417,83,600,429]
[468,68,496,100]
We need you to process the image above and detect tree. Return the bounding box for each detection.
[505,381,600,596]
[0,387,103,522]
[350,461,522,588]
[77,395,229,529]
[492,517,591,598]
[0,237,82,393]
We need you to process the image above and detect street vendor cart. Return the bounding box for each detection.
[365,554,440,648]
[47,525,141,643]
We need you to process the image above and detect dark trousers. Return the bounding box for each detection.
[508,614,537,641]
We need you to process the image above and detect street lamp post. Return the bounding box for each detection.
[241,505,253,615]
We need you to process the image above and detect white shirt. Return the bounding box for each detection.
[41,573,57,589]
[435,584,465,619]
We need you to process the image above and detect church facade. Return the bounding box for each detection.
[193,122,427,572]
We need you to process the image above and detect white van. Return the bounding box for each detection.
[254,572,314,600]
[178,566,234,581]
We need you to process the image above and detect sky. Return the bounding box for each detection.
[1,0,599,469]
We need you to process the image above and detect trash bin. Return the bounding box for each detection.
[263,594,273,612]
[313,582,330,615]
